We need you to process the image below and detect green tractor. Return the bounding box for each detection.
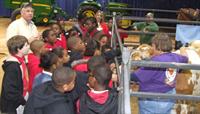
[77,0,132,29]
[4,0,68,24]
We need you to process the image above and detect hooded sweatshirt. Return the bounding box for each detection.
[24,81,75,114]
[0,56,26,113]
[79,89,118,114]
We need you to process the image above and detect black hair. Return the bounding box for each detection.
[52,67,76,86]
[84,17,97,27]
[84,39,100,56]
[39,51,59,70]
[66,27,82,38]
[52,47,64,58]
[50,22,63,31]
[67,36,81,50]
[42,29,52,42]
[92,64,112,87]
[87,55,106,72]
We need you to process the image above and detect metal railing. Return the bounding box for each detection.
[109,12,200,114]
[107,7,179,14]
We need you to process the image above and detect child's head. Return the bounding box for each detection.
[84,39,101,56]
[67,36,86,53]
[108,19,113,30]
[52,67,76,92]
[30,40,46,55]
[95,10,104,23]
[39,51,61,72]
[84,17,97,32]
[87,55,106,73]
[89,64,112,89]
[152,33,173,53]
[66,27,81,38]
[97,34,109,47]
[7,35,29,56]
[52,47,70,65]
[50,22,62,36]
[42,29,57,44]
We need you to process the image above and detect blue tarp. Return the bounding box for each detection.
[176,24,200,44]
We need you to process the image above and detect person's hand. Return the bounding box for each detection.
[143,28,148,33]
[112,73,118,82]
[133,26,138,31]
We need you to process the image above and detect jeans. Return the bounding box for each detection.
[139,89,176,114]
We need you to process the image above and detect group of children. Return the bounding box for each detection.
[0,9,119,114]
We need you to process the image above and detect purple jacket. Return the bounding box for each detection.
[131,53,188,93]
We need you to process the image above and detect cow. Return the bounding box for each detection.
[173,42,200,114]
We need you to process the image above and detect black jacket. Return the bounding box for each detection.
[0,60,26,113]
[79,89,118,114]
[24,82,75,114]
[24,71,88,114]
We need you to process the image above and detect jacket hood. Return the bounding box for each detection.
[31,82,70,108]
[80,89,118,114]
[2,56,20,71]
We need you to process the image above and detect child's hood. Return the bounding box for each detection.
[31,82,70,108]
[81,89,118,113]
[2,56,20,70]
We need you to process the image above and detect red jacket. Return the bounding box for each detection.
[55,33,67,49]
[100,22,110,38]
[72,56,90,72]
[27,53,42,92]
[44,42,58,51]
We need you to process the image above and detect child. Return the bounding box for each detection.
[72,39,101,72]
[96,34,109,47]
[87,55,115,88]
[32,51,61,88]
[67,36,86,66]
[131,33,188,114]
[24,67,77,114]
[50,22,67,49]
[77,64,118,114]
[1,35,29,113]
[52,47,70,65]
[82,17,99,41]
[27,40,47,92]
[95,10,110,37]
[66,27,82,38]
[42,29,58,51]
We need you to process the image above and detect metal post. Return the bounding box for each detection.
[122,47,131,114]
[111,12,116,49]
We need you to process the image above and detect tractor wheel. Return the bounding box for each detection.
[11,8,21,22]
[77,5,100,19]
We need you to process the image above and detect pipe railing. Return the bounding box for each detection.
[121,49,200,114]
[119,31,176,36]
[107,7,179,13]
[119,16,200,25]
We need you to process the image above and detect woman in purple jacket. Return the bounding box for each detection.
[131,33,188,114]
